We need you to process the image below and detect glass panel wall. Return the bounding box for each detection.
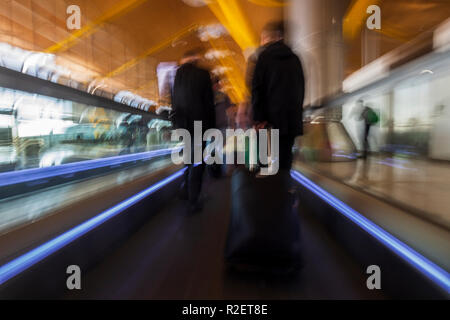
[297,52,450,230]
[0,86,174,173]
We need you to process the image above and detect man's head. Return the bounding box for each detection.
[180,47,204,65]
[260,20,285,46]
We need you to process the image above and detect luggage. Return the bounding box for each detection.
[225,168,302,274]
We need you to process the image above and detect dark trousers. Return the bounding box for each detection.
[279,135,295,170]
[181,141,205,205]
[363,124,371,159]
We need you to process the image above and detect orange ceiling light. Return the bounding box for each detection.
[45,0,148,54]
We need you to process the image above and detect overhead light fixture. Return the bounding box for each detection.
[198,24,228,42]
[204,49,232,60]
[172,40,188,47]
[181,0,207,7]
[212,66,231,76]
[420,69,433,75]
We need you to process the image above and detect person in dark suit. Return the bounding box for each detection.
[251,21,305,170]
[172,48,216,213]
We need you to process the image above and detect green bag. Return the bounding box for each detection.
[364,108,379,125]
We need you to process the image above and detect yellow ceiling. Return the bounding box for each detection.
[1,0,449,103]
[0,0,284,104]
[343,0,450,75]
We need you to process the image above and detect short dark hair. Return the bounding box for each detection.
[183,47,203,59]
[262,20,285,39]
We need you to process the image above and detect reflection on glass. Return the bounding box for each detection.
[0,87,174,173]
[296,51,450,230]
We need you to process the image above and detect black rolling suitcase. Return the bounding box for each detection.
[225,167,302,274]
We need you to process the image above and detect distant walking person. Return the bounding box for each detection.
[172,48,216,213]
[251,21,305,170]
[213,78,231,134]
[210,78,231,178]
[360,102,379,159]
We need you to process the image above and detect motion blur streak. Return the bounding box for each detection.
[207,0,258,51]
[0,168,186,286]
[103,23,198,79]
[290,170,450,293]
[0,147,179,188]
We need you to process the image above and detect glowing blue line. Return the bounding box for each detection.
[0,147,181,188]
[0,168,186,286]
[290,170,450,293]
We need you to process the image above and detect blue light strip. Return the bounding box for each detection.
[0,147,181,188]
[0,168,186,286]
[290,170,450,293]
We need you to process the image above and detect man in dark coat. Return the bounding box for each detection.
[172,48,215,213]
[251,21,305,170]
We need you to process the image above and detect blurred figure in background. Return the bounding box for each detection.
[172,48,216,213]
[234,33,266,131]
[158,62,178,107]
[233,31,266,132]
[226,104,237,129]
[235,102,252,130]
[213,77,231,134]
[358,100,379,159]
[210,77,231,178]
[251,21,305,170]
